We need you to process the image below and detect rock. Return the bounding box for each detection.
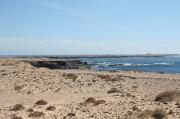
[26,60,89,69]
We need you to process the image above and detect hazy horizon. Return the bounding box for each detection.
[0,0,180,55]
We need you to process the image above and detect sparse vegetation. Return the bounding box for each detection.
[10,104,25,111]
[155,90,180,102]
[35,99,48,105]
[28,111,45,117]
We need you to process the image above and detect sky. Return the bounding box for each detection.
[0,0,180,55]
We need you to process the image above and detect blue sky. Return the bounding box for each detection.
[0,0,180,55]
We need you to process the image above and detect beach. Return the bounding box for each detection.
[1,58,180,119]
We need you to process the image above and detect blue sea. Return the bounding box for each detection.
[81,55,180,73]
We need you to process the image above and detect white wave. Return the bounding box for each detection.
[153,63,173,65]
[123,63,133,66]
[136,63,151,66]
[96,62,174,67]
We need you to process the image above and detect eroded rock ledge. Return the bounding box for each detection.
[26,60,89,69]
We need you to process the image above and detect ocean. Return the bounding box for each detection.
[81,55,180,73]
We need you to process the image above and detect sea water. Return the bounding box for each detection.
[81,55,180,73]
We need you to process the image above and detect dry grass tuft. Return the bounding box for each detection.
[10,104,25,111]
[35,99,48,105]
[46,106,56,111]
[138,109,167,119]
[28,111,45,118]
[155,90,180,102]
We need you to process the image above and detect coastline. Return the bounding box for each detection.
[1,58,180,119]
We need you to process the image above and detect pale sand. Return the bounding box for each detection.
[1,58,180,119]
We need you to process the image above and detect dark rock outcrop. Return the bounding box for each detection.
[26,60,89,69]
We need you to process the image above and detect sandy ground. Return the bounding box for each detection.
[1,58,180,119]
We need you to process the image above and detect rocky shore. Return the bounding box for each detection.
[0,58,180,119]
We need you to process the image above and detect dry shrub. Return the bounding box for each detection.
[132,106,139,111]
[168,110,174,115]
[157,72,165,74]
[127,111,133,116]
[105,77,124,82]
[97,74,111,80]
[28,111,45,118]
[82,97,106,106]
[127,69,143,73]
[10,104,25,111]
[155,90,180,102]
[14,85,23,91]
[1,72,8,76]
[83,97,96,104]
[35,99,47,105]
[130,77,137,79]
[63,73,78,81]
[46,106,56,111]
[27,108,33,112]
[67,113,76,117]
[0,69,6,72]
[93,100,106,106]
[107,88,119,93]
[138,109,167,119]
[11,114,23,119]
[138,110,151,119]
[152,109,167,119]
[97,74,124,82]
